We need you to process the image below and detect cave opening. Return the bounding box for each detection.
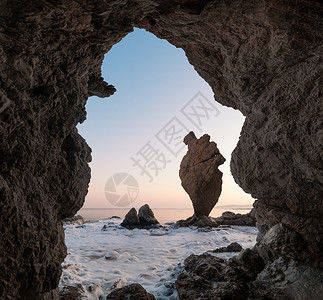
[77,27,254,222]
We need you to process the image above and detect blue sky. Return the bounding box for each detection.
[78,28,254,210]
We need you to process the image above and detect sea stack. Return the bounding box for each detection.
[179,132,226,217]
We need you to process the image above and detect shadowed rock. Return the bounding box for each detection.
[211,242,243,253]
[63,215,84,226]
[176,215,218,228]
[120,208,141,228]
[176,248,265,300]
[106,283,156,300]
[179,132,226,217]
[59,284,85,300]
[138,204,159,226]
[121,205,159,229]
[214,209,256,226]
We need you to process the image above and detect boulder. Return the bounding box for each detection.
[179,132,226,217]
[176,215,218,228]
[121,205,159,229]
[120,208,140,228]
[59,284,85,300]
[214,209,256,226]
[211,242,243,253]
[63,215,84,226]
[175,248,264,299]
[106,283,156,300]
[138,204,159,226]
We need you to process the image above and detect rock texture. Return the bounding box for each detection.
[179,132,226,216]
[0,0,322,299]
[59,284,85,300]
[106,283,156,300]
[176,248,265,299]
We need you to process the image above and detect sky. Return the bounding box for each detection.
[77,28,254,210]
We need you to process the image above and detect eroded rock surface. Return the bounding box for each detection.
[179,132,226,216]
[0,0,322,299]
[176,248,265,299]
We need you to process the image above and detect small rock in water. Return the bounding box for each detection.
[63,215,84,226]
[212,242,243,253]
[176,215,218,228]
[138,204,159,226]
[106,283,156,300]
[120,207,141,228]
[59,284,85,300]
[214,209,256,226]
[121,204,159,229]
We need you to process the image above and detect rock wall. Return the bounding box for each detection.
[0,0,322,299]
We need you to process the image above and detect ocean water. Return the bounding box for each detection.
[78,207,252,224]
[60,217,258,299]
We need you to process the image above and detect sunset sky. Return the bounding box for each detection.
[78,28,254,210]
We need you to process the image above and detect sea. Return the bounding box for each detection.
[61,215,257,299]
[77,206,253,224]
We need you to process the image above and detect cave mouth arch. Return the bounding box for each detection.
[78,27,254,218]
[0,1,322,299]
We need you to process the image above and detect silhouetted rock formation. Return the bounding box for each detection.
[106,283,156,300]
[0,0,322,298]
[138,204,159,226]
[214,209,256,226]
[121,208,141,228]
[121,205,159,229]
[179,132,226,217]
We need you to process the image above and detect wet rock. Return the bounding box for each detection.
[214,209,256,226]
[256,223,306,262]
[106,283,156,300]
[211,242,243,253]
[120,208,141,228]
[179,132,226,217]
[63,215,84,226]
[59,284,85,300]
[138,204,159,226]
[121,205,159,229]
[251,258,323,300]
[176,215,218,228]
[176,248,264,299]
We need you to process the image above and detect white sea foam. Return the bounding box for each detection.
[60,218,258,299]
